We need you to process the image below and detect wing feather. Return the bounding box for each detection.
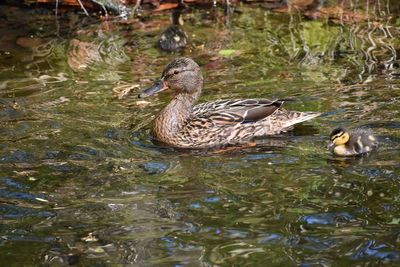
[192,99,284,125]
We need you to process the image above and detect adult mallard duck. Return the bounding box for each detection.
[138,57,320,148]
[328,127,378,156]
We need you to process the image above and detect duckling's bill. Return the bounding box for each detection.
[138,79,168,98]
[327,141,335,149]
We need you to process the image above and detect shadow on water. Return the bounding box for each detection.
[0,0,399,266]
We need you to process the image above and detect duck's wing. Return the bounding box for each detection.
[192,99,284,125]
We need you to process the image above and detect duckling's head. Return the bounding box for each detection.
[139,57,203,98]
[172,1,187,26]
[329,127,350,148]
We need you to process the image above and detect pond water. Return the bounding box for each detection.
[0,2,399,266]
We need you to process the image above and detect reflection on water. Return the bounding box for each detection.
[0,1,399,266]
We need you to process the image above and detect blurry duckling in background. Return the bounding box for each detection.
[328,127,378,156]
[158,1,188,52]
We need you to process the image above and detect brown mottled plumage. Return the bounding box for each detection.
[139,57,321,148]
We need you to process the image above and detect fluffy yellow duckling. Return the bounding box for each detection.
[328,127,378,156]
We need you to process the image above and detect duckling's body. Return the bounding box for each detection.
[158,26,187,52]
[158,4,188,52]
[329,127,378,156]
[139,57,320,149]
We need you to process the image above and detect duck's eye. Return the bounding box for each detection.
[173,70,179,75]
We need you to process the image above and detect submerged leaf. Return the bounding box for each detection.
[218,49,236,56]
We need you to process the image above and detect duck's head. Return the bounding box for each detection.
[139,57,203,99]
[172,1,188,26]
[328,127,350,149]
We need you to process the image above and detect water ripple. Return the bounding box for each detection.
[0,204,54,219]
[351,240,400,262]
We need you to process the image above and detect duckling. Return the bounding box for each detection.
[158,1,188,52]
[328,127,378,156]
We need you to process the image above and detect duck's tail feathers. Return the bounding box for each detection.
[282,111,321,129]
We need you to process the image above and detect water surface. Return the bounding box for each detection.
[0,2,399,266]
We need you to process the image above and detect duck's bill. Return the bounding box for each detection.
[138,80,168,98]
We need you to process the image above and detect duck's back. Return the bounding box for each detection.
[347,128,378,154]
[192,98,319,126]
[170,98,320,148]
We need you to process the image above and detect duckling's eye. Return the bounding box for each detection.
[173,70,179,75]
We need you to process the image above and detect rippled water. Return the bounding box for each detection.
[1,2,400,266]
